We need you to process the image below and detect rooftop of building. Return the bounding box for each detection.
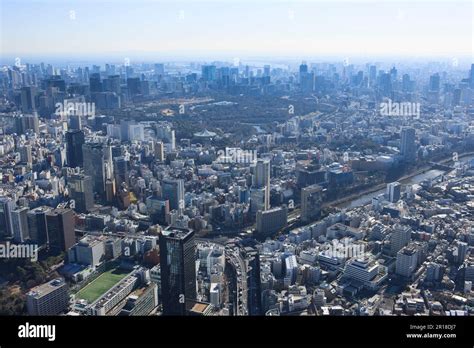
[27,278,66,299]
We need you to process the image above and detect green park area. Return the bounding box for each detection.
[75,268,129,303]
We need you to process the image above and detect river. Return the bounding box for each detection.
[337,154,474,210]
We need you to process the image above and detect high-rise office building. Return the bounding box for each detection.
[18,145,32,165]
[0,197,14,239]
[161,178,184,211]
[390,66,398,82]
[256,206,288,238]
[16,114,39,134]
[146,196,169,225]
[300,72,314,93]
[44,76,66,92]
[402,73,411,92]
[242,247,262,315]
[285,255,298,285]
[218,66,230,87]
[400,127,416,163]
[429,73,440,92]
[46,208,75,253]
[20,86,36,112]
[11,207,29,243]
[118,120,144,142]
[299,62,308,74]
[263,65,271,77]
[126,77,141,96]
[396,245,419,278]
[380,72,392,97]
[89,73,102,93]
[128,124,144,141]
[68,173,94,213]
[66,130,85,168]
[159,227,196,315]
[386,182,401,203]
[103,75,121,94]
[201,65,217,81]
[425,262,444,283]
[369,65,377,86]
[154,141,165,161]
[27,206,50,246]
[253,159,270,211]
[456,241,468,265]
[155,125,175,151]
[155,63,165,75]
[250,187,267,214]
[470,64,474,89]
[119,120,133,141]
[296,164,326,188]
[452,88,462,106]
[113,156,129,187]
[301,185,323,223]
[68,114,82,131]
[82,142,111,196]
[390,224,412,255]
[254,159,270,187]
[26,278,69,315]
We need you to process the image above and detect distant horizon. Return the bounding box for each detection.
[1,52,473,69]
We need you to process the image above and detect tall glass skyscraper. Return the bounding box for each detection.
[161,178,184,211]
[159,227,196,315]
[400,127,416,163]
[0,197,14,239]
[253,159,270,211]
[66,130,85,168]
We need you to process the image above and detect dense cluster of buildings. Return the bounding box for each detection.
[0,59,473,316]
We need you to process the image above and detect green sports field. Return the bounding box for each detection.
[75,268,129,303]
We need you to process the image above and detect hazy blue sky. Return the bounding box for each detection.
[1,0,472,60]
